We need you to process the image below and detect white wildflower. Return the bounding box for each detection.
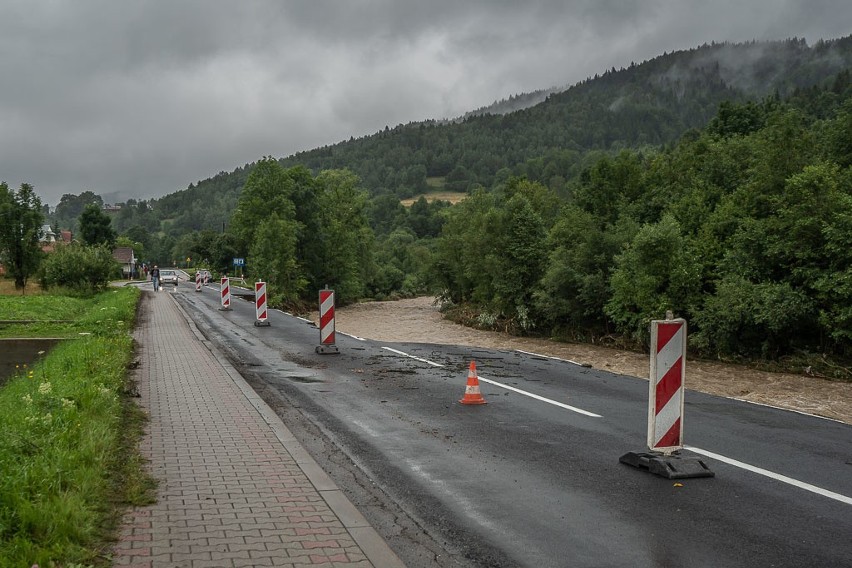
[38,382,52,395]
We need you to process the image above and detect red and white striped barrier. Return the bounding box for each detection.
[619,317,712,478]
[648,318,686,453]
[254,281,270,326]
[195,272,202,292]
[219,277,231,311]
[315,288,339,354]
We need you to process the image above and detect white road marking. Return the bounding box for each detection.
[686,446,852,505]
[405,459,501,533]
[379,345,848,503]
[382,347,602,417]
[340,332,366,341]
[351,419,382,438]
[519,349,839,423]
[476,374,602,418]
[382,347,444,367]
[515,349,584,366]
[731,398,845,423]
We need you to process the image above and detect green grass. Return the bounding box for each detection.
[0,287,156,567]
[0,289,139,338]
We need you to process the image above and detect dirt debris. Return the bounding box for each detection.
[313,296,852,425]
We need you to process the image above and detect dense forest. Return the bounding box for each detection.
[139,37,852,233]
[47,37,852,370]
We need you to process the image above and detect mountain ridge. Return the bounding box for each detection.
[145,36,850,231]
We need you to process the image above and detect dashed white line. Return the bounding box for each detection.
[686,446,852,505]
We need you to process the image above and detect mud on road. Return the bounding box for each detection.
[313,296,852,425]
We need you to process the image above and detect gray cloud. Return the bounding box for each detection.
[0,0,849,206]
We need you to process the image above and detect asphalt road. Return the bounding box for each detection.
[165,283,852,568]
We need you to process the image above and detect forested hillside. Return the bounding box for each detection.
[433,78,852,365]
[48,36,852,370]
[146,36,851,236]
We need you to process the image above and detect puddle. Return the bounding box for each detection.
[0,338,63,386]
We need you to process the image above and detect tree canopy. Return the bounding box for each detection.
[0,182,44,290]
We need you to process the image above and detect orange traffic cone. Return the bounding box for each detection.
[459,361,487,405]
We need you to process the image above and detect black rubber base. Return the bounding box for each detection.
[315,344,340,354]
[254,320,271,327]
[619,451,715,479]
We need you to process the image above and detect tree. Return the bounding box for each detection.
[230,158,298,252]
[115,235,145,264]
[490,194,547,329]
[39,244,118,294]
[431,188,497,304]
[606,215,702,343]
[53,190,103,230]
[314,170,375,303]
[368,192,407,236]
[0,182,44,290]
[249,213,304,302]
[79,203,116,247]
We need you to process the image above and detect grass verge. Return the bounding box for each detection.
[0,287,156,566]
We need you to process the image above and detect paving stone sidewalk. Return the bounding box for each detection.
[113,290,404,567]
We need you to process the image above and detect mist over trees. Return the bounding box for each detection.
[42,36,852,368]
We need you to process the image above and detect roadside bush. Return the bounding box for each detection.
[692,277,817,358]
[39,244,119,294]
[605,215,702,344]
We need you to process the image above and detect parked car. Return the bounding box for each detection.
[160,269,179,286]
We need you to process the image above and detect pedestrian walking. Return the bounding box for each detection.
[151,265,161,291]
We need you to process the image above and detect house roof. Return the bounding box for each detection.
[112,247,136,264]
[40,225,56,242]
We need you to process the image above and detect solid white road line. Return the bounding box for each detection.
[380,345,848,503]
[382,347,602,417]
[731,398,845,423]
[515,349,585,366]
[476,374,602,418]
[382,347,445,367]
[686,446,852,506]
[340,332,367,341]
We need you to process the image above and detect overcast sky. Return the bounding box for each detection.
[1,1,850,207]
